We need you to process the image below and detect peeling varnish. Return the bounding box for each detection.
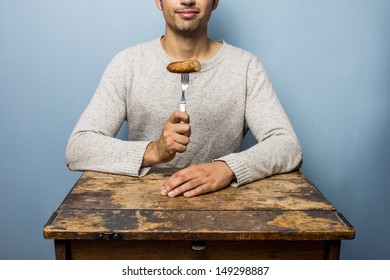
[267,212,347,231]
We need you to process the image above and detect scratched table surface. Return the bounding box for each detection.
[44,170,354,242]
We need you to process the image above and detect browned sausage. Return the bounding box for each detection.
[167,59,201,73]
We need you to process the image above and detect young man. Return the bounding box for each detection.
[66,0,302,198]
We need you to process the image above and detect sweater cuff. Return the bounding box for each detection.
[123,141,151,177]
[214,154,252,187]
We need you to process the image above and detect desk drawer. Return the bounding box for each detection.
[64,240,339,260]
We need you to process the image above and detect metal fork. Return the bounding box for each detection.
[180,73,189,112]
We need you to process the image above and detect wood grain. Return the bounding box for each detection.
[69,240,332,260]
[60,170,335,211]
[44,170,354,241]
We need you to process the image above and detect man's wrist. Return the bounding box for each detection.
[142,142,159,167]
[214,160,236,182]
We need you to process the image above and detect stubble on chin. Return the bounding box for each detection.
[166,17,207,37]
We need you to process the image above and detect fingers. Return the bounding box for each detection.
[161,131,190,153]
[162,183,209,198]
[160,123,190,152]
[163,122,191,137]
[161,171,206,197]
[167,110,191,137]
[182,185,209,198]
[161,162,234,198]
[154,111,191,163]
[161,176,215,198]
[168,110,190,125]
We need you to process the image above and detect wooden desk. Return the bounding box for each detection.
[44,170,354,260]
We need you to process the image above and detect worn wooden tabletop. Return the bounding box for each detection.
[44,170,355,241]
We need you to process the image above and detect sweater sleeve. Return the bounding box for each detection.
[65,52,151,177]
[217,58,302,186]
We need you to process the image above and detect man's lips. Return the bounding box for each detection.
[176,9,200,19]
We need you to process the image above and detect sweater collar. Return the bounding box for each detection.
[154,36,228,73]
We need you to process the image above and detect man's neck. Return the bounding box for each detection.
[161,29,221,62]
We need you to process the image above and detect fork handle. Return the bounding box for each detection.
[180,101,186,112]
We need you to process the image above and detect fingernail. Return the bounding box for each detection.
[161,186,168,195]
[168,190,175,197]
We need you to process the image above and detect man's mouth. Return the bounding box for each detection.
[176,9,200,19]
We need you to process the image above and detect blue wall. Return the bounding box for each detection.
[1,0,389,259]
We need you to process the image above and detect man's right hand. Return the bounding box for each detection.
[142,110,191,167]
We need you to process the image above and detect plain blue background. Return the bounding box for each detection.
[1,0,389,260]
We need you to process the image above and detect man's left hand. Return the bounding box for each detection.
[161,161,236,198]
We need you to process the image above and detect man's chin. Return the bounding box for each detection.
[176,24,204,36]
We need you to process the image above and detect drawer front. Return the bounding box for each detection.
[66,240,337,260]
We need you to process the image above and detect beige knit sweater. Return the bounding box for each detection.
[66,38,302,186]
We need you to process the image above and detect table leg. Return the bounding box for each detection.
[54,240,71,260]
[325,240,341,260]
